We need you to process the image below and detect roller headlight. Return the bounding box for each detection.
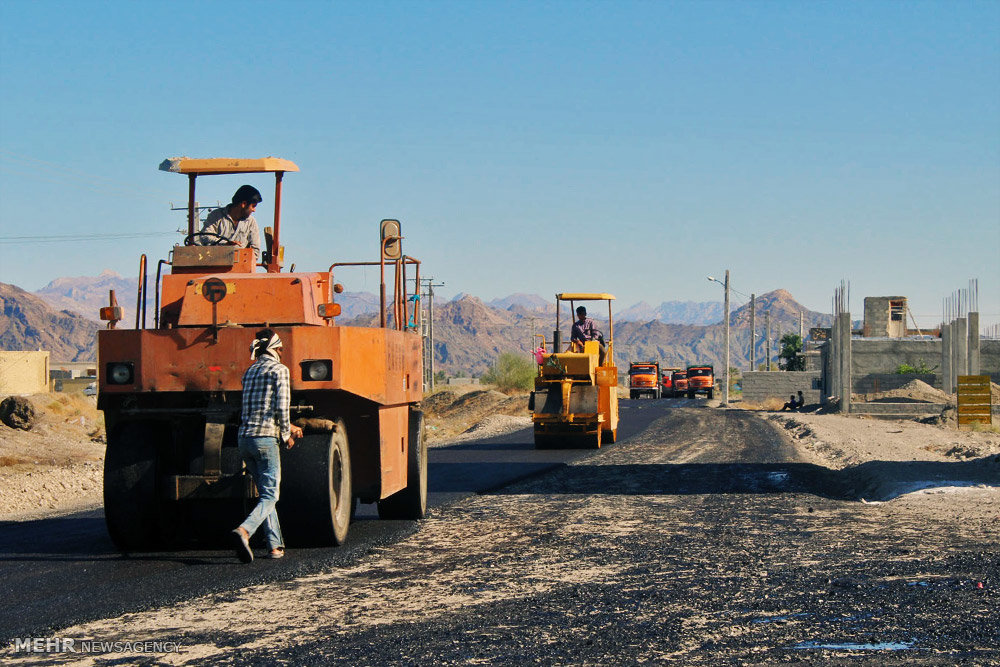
[301,360,332,382]
[107,362,135,385]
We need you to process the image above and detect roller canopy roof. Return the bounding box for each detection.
[556,293,616,301]
[159,157,299,175]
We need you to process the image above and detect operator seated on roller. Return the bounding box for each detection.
[570,306,606,364]
[193,184,262,261]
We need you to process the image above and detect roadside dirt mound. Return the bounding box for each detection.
[424,388,530,443]
[0,393,104,468]
[455,414,533,442]
[0,392,105,519]
[854,378,950,404]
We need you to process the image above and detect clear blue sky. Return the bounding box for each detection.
[1,0,998,328]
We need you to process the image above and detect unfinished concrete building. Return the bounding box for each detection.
[863,296,907,338]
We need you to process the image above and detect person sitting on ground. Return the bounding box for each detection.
[781,394,797,412]
[194,184,262,260]
[795,390,805,410]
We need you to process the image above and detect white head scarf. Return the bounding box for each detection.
[251,330,283,361]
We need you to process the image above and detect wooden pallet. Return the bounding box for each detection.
[957,375,992,429]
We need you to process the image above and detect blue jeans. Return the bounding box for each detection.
[238,435,284,550]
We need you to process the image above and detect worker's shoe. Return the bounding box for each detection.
[264,548,285,559]
[231,528,253,563]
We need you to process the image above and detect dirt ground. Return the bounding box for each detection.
[0,393,104,520]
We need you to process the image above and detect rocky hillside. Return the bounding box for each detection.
[35,270,137,323]
[615,290,833,370]
[0,283,99,361]
[349,289,831,376]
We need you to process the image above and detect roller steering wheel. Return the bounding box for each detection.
[183,231,236,247]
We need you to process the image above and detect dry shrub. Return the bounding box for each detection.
[968,421,1000,434]
[741,397,785,411]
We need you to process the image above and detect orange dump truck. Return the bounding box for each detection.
[98,157,426,551]
[628,362,661,399]
[686,364,715,399]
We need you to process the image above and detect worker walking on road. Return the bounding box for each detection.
[232,328,303,562]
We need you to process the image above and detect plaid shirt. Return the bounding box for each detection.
[571,317,598,343]
[239,356,292,442]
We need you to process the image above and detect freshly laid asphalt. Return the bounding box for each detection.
[0,400,665,639]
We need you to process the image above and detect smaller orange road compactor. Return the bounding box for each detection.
[529,293,618,449]
[97,157,426,551]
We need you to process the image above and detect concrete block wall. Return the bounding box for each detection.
[854,373,941,393]
[742,371,822,405]
[850,339,942,377]
[982,340,1000,384]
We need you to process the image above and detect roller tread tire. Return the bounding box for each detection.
[278,420,352,546]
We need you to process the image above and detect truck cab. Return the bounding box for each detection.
[686,364,715,399]
[672,370,689,396]
[628,362,660,399]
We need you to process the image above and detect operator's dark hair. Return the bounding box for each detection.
[576,306,587,316]
[232,184,263,206]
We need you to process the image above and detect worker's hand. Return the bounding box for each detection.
[286,425,304,449]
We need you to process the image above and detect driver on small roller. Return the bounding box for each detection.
[194,184,262,260]
[570,306,605,358]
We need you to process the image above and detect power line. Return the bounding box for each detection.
[0,232,179,244]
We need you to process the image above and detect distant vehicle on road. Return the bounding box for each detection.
[629,362,660,399]
[672,370,689,396]
[83,382,97,396]
[660,367,681,397]
[686,364,715,399]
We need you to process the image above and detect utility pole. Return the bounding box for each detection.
[723,270,730,405]
[707,272,732,403]
[765,311,771,371]
[799,311,804,340]
[420,278,445,391]
[749,293,756,373]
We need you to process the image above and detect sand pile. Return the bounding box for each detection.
[855,378,950,404]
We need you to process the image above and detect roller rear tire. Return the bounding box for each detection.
[279,420,352,546]
[103,421,164,552]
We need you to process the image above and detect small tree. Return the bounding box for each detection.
[778,334,805,371]
[481,352,537,393]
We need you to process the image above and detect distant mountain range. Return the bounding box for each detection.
[35,270,137,323]
[6,272,831,372]
[31,277,729,328]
